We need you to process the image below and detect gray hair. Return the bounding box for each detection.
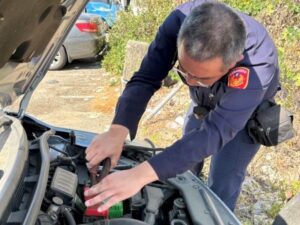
[177,2,246,68]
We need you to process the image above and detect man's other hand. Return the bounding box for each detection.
[84,161,159,212]
[85,124,129,170]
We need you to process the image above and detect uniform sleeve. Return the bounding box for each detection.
[148,64,277,180]
[112,10,184,140]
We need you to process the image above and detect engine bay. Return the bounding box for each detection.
[8,115,195,225]
[0,114,241,225]
[33,129,192,225]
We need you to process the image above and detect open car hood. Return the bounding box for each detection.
[0,0,88,116]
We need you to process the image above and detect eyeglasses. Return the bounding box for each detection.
[172,65,211,87]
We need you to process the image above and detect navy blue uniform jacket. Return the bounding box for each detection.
[112,0,280,180]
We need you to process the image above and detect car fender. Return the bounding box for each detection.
[61,44,73,63]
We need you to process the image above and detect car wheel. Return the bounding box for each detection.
[49,46,67,70]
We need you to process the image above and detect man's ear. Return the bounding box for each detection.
[238,54,244,62]
[229,54,244,69]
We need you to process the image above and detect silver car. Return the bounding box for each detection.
[49,12,107,70]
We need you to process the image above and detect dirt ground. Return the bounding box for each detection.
[22,61,119,133]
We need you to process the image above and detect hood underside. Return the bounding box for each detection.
[0,0,88,111]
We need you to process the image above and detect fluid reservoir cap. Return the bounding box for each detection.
[171,219,188,225]
[52,196,64,206]
[109,202,124,218]
[174,198,186,209]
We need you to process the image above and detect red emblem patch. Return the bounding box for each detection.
[228,67,250,89]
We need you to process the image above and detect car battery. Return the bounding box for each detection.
[84,186,109,218]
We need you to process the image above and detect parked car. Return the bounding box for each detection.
[49,12,107,70]
[0,1,241,225]
[85,0,122,27]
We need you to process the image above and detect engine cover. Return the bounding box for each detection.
[50,167,78,201]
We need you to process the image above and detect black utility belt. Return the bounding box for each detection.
[193,100,296,146]
[246,100,296,146]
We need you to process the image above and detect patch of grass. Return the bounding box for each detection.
[139,125,161,144]
[272,180,300,204]
[222,0,273,16]
[242,219,253,225]
[288,180,300,196]
[109,77,119,86]
[266,203,283,219]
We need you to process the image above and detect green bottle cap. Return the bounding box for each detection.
[108,202,123,218]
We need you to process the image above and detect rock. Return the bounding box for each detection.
[265,153,273,161]
[175,116,185,126]
[260,165,279,184]
[166,121,180,129]
[122,40,149,90]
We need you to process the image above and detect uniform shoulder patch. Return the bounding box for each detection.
[228,67,250,89]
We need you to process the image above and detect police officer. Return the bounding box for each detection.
[85,0,280,212]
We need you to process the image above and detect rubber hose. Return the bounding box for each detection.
[61,207,76,225]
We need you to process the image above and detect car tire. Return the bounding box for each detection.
[49,46,67,70]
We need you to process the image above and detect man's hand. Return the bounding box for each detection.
[84,161,159,212]
[85,124,129,171]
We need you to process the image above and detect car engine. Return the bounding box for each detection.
[34,133,192,225]
[0,115,241,225]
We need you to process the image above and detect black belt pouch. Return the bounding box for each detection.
[247,100,296,146]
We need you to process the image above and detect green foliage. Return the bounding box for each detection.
[102,0,177,76]
[266,180,300,219]
[278,46,300,92]
[168,70,181,82]
[288,180,300,196]
[241,220,253,225]
[288,1,300,14]
[276,180,300,201]
[222,0,274,16]
[283,26,300,42]
[266,203,283,219]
